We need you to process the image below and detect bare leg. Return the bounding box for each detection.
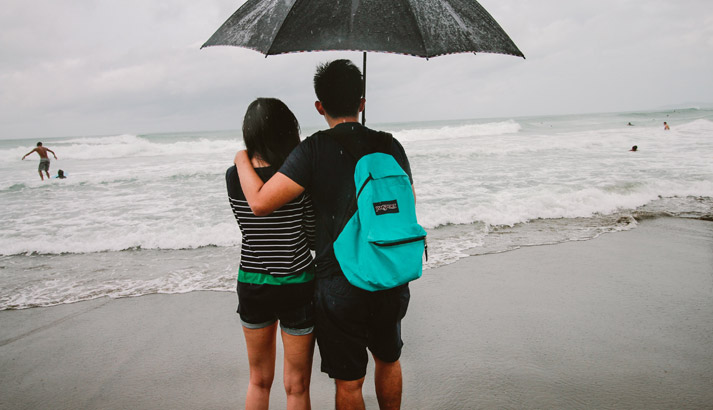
[243,323,278,410]
[281,330,315,410]
[38,171,44,181]
[373,355,402,410]
[335,377,366,410]
[45,170,50,179]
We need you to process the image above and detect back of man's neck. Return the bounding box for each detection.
[326,115,360,128]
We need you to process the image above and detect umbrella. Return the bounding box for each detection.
[202,0,524,124]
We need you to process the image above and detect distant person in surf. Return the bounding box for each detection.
[55,169,67,179]
[664,122,670,130]
[630,145,638,152]
[627,122,633,126]
[21,142,57,181]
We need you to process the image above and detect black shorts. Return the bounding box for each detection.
[315,274,410,381]
[237,280,315,336]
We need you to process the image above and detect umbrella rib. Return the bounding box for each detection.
[264,0,305,55]
[399,0,429,57]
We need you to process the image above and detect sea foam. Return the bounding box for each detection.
[1,108,712,309]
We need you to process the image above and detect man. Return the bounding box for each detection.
[235,59,414,410]
[664,121,670,130]
[22,142,57,181]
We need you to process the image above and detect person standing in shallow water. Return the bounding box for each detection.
[664,122,670,130]
[227,98,317,410]
[22,142,57,181]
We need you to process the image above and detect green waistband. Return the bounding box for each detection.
[238,269,314,285]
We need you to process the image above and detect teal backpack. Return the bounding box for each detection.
[332,131,427,291]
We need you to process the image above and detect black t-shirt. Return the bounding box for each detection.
[279,122,413,277]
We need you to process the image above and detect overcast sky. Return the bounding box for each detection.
[1,0,712,140]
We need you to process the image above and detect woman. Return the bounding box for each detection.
[226,98,316,410]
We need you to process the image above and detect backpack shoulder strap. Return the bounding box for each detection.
[329,126,393,241]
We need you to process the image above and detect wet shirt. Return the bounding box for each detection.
[226,165,315,284]
[278,123,413,278]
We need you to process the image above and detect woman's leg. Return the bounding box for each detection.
[281,330,315,410]
[243,323,278,410]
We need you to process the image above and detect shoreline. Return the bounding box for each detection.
[1,217,712,409]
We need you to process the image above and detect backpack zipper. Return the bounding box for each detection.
[372,236,426,246]
[372,236,428,261]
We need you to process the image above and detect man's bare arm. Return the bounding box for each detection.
[21,148,37,160]
[234,150,305,216]
[46,148,57,159]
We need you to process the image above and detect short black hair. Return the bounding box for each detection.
[242,98,300,168]
[313,59,363,118]
[36,142,42,147]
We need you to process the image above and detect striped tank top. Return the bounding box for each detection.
[226,165,315,285]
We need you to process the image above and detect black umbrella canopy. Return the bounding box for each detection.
[202,0,524,59]
[202,0,524,124]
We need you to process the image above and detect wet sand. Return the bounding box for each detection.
[1,217,712,409]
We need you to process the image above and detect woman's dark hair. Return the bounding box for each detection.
[313,59,363,118]
[242,98,300,168]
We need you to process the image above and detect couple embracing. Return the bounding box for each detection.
[227,59,418,410]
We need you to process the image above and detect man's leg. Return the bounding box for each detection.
[373,355,402,410]
[335,377,366,410]
[367,284,409,409]
[314,275,371,409]
[38,170,44,180]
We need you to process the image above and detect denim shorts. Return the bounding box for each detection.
[315,274,410,381]
[237,280,315,336]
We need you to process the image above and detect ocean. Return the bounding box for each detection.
[1,108,712,310]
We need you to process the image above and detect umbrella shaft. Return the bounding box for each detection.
[362,52,366,126]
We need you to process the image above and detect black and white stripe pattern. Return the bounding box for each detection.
[229,193,315,276]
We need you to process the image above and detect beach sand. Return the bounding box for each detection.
[1,217,711,409]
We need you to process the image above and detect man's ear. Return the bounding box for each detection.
[315,101,326,116]
[358,98,366,113]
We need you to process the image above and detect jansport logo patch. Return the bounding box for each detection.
[373,200,399,215]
